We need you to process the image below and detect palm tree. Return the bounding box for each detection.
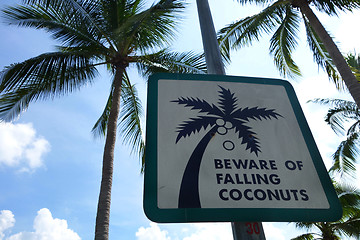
[309,53,360,177]
[310,98,360,177]
[0,0,207,239]
[292,182,360,240]
[217,0,360,108]
[172,85,281,208]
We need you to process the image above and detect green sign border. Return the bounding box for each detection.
[143,73,342,223]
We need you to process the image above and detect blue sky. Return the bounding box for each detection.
[0,0,359,240]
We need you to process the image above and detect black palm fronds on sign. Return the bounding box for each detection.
[218,86,238,116]
[174,116,217,143]
[171,97,223,116]
[172,85,282,156]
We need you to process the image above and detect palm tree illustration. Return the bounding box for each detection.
[172,85,282,208]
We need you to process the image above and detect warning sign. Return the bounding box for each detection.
[143,73,342,223]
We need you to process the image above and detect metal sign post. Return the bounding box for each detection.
[195,0,265,239]
[195,0,225,75]
[232,222,266,240]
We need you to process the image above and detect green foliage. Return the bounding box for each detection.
[0,0,207,165]
[291,233,316,240]
[306,54,360,176]
[0,0,209,238]
[303,15,341,88]
[295,54,360,240]
[269,5,301,78]
[346,53,360,80]
[0,52,98,120]
[218,0,360,86]
[310,98,360,177]
[292,182,360,240]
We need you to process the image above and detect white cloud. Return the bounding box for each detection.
[0,210,15,240]
[136,223,233,240]
[0,209,80,240]
[0,122,50,172]
[136,222,294,240]
[136,222,170,240]
[263,223,286,240]
[182,223,232,240]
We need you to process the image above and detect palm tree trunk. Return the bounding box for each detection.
[298,1,360,108]
[178,126,217,208]
[94,67,124,240]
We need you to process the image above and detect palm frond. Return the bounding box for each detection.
[309,98,360,135]
[232,119,261,155]
[0,52,98,121]
[291,233,315,240]
[135,49,207,76]
[330,133,359,177]
[346,53,360,71]
[218,33,232,66]
[175,116,218,143]
[0,85,38,121]
[326,107,359,135]
[91,84,113,138]
[116,0,185,52]
[346,53,360,80]
[335,182,360,207]
[217,86,238,116]
[294,222,317,230]
[312,0,360,15]
[309,98,359,177]
[118,72,145,166]
[331,182,360,238]
[308,98,357,108]
[171,97,223,117]
[99,0,145,46]
[269,6,301,78]
[293,182,360,240]
[234,0,275,5]
[218,1,284,51]
[91,71,145,169]
[56,46,106,60]
[231,107,281,121]
[310,99,360,134]
[303,16,341,89]
[333,220,360,239]
[0,52,97,93]
[2,0,109,50]
[347,120,360,136]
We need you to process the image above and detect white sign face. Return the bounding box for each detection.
[157,79,327,209]
[143,73,341,223]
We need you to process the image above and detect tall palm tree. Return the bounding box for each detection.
[292,182,360,240]
[0,0,206,239]
[172,85,281,208]
[217,0,360,108]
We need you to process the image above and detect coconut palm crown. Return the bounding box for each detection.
[217,0,360,108]
[0,0,207,239]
